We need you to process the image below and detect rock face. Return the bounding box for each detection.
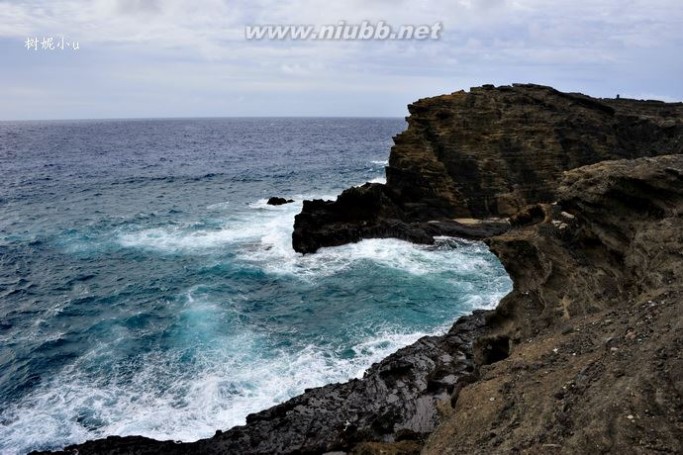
[487,155,683,337]
[292,183,510,254]
[293,84,683,253]
[424,154,683,454]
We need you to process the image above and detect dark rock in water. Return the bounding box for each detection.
[293,83,683,253]
[292,183,510,254]
[292,183,430,254]
[267,196,294,205]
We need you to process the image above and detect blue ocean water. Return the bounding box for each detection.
[0,118,511,454]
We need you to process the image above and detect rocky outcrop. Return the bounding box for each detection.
[292,183,510,254]
[486,155,683,337]
[424,154,683,454]
[293,84,683,253]
[267,197,294,206]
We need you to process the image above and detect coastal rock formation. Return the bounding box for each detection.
[35,155,683,455]
[293,84,683,253]
[267,197,294,206]
[424,154,683,454]
[292,183,510,254]
[34,86,683,455]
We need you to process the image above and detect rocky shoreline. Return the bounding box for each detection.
[32,85,682,454]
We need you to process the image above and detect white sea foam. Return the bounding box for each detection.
[354,176,386,187]
[115,199,302,253]
[206,201,231,210]
[371,159,389,165]
[116,192,336,254]
[245,219,500,284]
[116,184,505,290]
[117,225,261,252]
[0,322,436,455]
[15,176,513,455]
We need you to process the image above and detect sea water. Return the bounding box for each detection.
[0,118,511,454]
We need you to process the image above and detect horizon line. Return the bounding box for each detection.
[0,115,407,123]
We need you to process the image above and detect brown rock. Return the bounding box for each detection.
[423,155,683,454]
[293,84,683,253]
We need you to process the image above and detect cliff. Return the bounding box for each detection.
[293,84,683,254]
[423,154,683,454]
[33,85,683,455]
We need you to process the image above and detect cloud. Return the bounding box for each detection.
[2,0,681,60]
[0,0,680,119]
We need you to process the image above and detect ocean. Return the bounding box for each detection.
[0,118,511,454]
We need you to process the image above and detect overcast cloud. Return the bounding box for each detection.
[0,0,681,119]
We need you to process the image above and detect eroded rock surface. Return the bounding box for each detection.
[424,154,683,454]
[294,84,683,253]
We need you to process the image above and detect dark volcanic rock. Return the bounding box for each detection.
[267,196,294,205]
[292,183,510,254]
[293,84,683,253]
[292,183,419,254]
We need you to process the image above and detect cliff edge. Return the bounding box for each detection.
[33,154,683,455]
[423,154,683,454]
[293,84,683,254]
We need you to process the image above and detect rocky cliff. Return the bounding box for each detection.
[33,85,683,455]
[293,84,683,254]
[424,154,683,454]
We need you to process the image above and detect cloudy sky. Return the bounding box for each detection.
[0,0,681,120]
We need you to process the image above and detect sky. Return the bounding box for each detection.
[0,0,682,120]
